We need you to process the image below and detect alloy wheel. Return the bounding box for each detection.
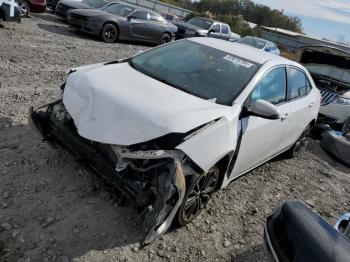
[18,2,29,17]
[182,169,219,221]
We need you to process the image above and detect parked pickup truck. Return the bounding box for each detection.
[174,17,240,42]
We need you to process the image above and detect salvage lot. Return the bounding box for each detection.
[1,13,350,262]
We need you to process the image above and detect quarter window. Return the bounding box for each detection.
[288,68,311,100]
[251,67,287,105]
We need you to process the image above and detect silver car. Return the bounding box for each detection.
[69,1,178,44]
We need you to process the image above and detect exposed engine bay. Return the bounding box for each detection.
[29,101,190,246]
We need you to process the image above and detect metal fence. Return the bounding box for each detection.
[121,0,192,18]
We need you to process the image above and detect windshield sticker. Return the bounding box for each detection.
[223,55,254,68]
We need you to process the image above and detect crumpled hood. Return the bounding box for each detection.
[63,62,233,145]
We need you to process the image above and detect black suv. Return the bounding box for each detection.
[0,0,20,22]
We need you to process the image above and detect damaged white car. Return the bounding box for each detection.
[297,46,350,132]
[29,38,320,245]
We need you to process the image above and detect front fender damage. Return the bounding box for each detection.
[28,101,187,246]
[142,160,185,245]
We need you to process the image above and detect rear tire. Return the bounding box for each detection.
[174,165,220,226]
[159,33,171,45]
[18,0,30,18]
[101,23,118,43]
[285,125,310,158]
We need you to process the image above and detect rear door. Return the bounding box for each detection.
[128,10,152,41]
[281,66,316,149]
[231,66,290,178]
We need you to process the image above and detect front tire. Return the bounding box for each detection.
[174,166,220,226]
[18,0,30,18]
[101,23,118,43]
[159,33,171,45]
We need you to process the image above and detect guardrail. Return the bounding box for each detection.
[121,0,191,18]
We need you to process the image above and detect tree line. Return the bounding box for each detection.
[160,0,303,35]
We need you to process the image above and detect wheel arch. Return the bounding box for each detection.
[100,21,120,36]
[215,153,232,190]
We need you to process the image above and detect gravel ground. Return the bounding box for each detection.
[1,13,350,262]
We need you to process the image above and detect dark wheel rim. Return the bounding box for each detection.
[18,2,28,17]
[183,169,218,221]
[161,34,171,44]
[103,25,117,42]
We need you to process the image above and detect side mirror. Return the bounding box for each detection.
[246,99,280,120]
[265,48,271,52]
[208,29,215,34]
[127,15,135,21]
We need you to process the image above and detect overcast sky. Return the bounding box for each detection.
[252,0,350,42]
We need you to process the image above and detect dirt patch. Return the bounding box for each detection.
[1,13,349,262]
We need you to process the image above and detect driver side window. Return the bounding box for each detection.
[251,67,287,105]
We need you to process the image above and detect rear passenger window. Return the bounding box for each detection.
[222,25,229,34]
[149,12,164,22]
[251,67,287,105]
[288,68,311,100]
[132,11,149,21]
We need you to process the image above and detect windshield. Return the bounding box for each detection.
[255,39,267,49]
[82,0,108,8]
[102,3,134,16]
[130,40,260,105]
[306,64,350,85]
[187,18,213,30]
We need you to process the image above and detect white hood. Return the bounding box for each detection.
[63,62,233,145]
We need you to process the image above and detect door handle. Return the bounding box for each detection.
[281,113,289,121]
[309,102,315,108]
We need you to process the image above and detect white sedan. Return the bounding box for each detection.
[29,38,321,244]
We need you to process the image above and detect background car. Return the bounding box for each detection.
[0,0,21,22]
[173,17,240,42]
[69,1,178,44]
[47,0,81,11]
[30,38,320,243]
[238,36,280,55]
[297,46,350,131]
[265,201,350,261]
[55,0,109,19]
[17,0,46,17]
[159,11,178,22]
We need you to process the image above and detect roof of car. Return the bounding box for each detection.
[189,37,290,65]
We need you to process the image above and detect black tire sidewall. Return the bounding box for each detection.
[160,33,170,45]
[101,23,118,43]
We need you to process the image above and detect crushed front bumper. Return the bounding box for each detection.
[28,102,186,245]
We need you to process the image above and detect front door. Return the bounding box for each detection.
[230,66,290,178]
